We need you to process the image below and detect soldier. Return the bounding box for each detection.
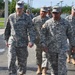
[66,6,75,65]
[46,6,52,18]
[32,7,49,75]
[25,9,34,19]
[40,6,75,75]
[4,1,35,75]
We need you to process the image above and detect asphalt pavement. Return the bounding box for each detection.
[0,29,75,75]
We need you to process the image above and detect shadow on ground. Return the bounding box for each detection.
[0,67,8,70]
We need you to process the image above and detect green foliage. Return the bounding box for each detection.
[32,8,40,14]
[24,4,28,12]
[0,0,3,2]
[9,0,16,14]
[62,6,71,14]
[0,1,4,9]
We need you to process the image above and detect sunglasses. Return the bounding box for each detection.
[52,12,59,14]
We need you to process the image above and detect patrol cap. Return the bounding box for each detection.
[47,6,52,11]
[16,1,24,8]
[72,6,75,12]
[40,7,48,12]
[52,6,61,13]
[26,9,30,12]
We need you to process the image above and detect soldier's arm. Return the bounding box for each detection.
[27,17,36,45]
[40,23,49,52]
[66,21,75,52]
[4,17,11,43]
[32,17,37,34]
[65,16,69,20]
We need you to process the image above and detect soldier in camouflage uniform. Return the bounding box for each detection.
[32,7,49,75]
[46,6,52,18]
[4,1,35,75]
[25,9,34,19]
[40,6,75,75]
[66,6,75,65]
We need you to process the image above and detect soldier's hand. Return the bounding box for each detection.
[42,46,48,52]
[5,42,9,47]
[71,47,75,53]
[41,43,48,52]
[28,42,33,48]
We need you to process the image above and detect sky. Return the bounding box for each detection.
[23,0,75,8]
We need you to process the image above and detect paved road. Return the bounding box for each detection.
[0,29,75,75]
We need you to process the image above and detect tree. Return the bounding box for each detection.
[9,0,16,14]
[0,0,3,2]
[0,0,4,9]
[62,6,71,14]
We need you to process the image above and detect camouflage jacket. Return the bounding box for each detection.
[4,12,35,47]
[32,15,49,44]
[40,17,75,53]
[65,15,75,32]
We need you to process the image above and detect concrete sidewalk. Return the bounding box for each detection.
[0,29,4,35]
[0,29,75,75]
[0,29,8,75]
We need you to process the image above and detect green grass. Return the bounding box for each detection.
[0,18,4,28]
[0,22,4,28]
[0,18,4,20]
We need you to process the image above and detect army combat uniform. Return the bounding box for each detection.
[46,6,52,19]
[66,15,75,62]
[40,17,75,75]
[4,12,35,75]
[32,15,49,68]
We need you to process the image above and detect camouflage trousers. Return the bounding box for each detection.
[42,51,48,68]
[36,44,48,68]
[48,51,67,75]
[8,44,28,75]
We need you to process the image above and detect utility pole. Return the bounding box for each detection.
[30,0,33,13]
[50,1,52,6]
[60,0,63,7]
[72,1,74,7]
[27,0,30,9]
[5,0,8,26]
[27,0,33,13]
[57,3,60,6]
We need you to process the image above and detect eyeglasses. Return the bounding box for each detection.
[42,11,47,13]
[52,12,59,14]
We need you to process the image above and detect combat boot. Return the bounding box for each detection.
[42,68,47,75]
[36,65,42,75]
[71,58,75,65]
